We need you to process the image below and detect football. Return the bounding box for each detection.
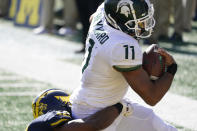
[142,44,166,80]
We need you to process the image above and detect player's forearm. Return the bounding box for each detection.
[150,72,174,105]
[83,103,122,130]
[148,63,177,105]
[56,103,122,131]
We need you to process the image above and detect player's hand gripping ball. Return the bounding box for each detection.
[142,44,166,80]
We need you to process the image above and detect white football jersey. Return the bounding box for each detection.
[70,3,142,108]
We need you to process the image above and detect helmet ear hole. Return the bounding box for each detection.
[104,0,155,38]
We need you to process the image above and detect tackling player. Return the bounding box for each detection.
[70,0,178,131]
[26,89,130,131]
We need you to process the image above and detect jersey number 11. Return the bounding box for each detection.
[123,45,135,60]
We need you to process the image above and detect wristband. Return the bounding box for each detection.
[167,63,177,75]
[113,103,123,114]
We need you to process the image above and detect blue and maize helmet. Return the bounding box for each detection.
[32,89,71,119]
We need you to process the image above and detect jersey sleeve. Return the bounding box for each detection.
[110,42,142,72]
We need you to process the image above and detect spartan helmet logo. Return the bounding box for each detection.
[116,0,134,18]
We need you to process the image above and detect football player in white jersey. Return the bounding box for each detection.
[70,0,178,130]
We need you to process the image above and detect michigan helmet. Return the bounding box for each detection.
[104,0,155,38]
[32,89,71,119]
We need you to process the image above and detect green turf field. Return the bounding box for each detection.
[158,24,197,100]
[0,69,58,131]
[0,18,197,131]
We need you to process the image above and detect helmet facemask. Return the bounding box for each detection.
[125,4,155,38]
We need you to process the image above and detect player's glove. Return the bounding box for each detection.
[26,110,72,131]
[120,99,133,117]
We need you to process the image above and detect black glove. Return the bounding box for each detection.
[167,63,177,76]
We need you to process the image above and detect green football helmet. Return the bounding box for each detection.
[104,0,155,38]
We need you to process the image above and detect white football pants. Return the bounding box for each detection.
[72,101,177,131]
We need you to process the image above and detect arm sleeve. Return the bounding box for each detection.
[110,42,142,72]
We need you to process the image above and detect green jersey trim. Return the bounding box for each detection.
[113,65,142,72]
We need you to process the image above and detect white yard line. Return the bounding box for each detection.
[0,76,27,81]
[0,83,49,88]
[0,92,39,96]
